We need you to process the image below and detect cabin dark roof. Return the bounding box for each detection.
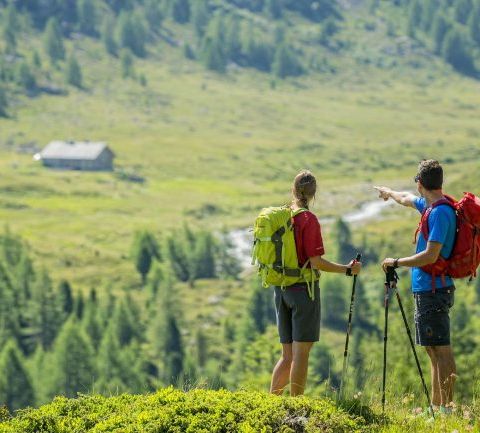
[39,141,113,160]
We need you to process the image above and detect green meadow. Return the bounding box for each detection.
[1,37,480,288]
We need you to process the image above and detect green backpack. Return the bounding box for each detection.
[251,206,320,299]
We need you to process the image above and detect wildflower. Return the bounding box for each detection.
[412,407,422,415]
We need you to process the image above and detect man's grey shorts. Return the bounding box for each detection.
[274,282,320,344]
[414,286,455,347]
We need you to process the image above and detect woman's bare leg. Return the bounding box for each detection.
[270,343,293,395]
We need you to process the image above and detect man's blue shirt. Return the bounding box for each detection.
[411,197,456,293]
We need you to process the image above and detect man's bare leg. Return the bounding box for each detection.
[434,345,456,405]
[270,343,293,395]
[290,341,313,396]
[426,346,441,407]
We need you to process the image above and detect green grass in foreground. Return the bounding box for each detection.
[0,388,478,433]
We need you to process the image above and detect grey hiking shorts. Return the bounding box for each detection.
[414,286,455,347]
[274,281,321,344]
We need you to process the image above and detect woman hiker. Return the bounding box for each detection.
[270,170,362,396]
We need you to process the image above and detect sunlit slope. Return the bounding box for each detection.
[1,37,479,286]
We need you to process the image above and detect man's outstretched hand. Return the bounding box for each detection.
[374,186,392,201]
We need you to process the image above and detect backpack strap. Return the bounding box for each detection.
[415,197,457,293]
[415,197,456,243]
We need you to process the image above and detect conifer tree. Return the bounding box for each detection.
[79,0,97,35]
[196,329,208,368]
[32,269,61,350]
[58,280,74,317]
[431,12,451,54]
[145,0,164,32]
[321,275,347,330]
[132,230,160,284]
[265,0,282,19]
[407,0,422,37]
[31,50,42,68]
[454,0,473,25]
[203,38,226,73]
[75,291,85,319]
[163,313,184,384]
[246,282,275,334]
[60,0,79,27]
[272,43,301,78]
[0,86,8,118]
[66,54,83,88]
[0,263,20,348]
[16,62,36,92]
[224,15,242,63]
[166,235,190,282]
[111,299,137,346]
[96,322,125,390]
[83,303,103,351]
[3,4,17,54]
[193,232,216,279]
[442,27,475,74]
[310,341,335,385]
[469,2,480,44]
[49,320,95,399]
[333,218,356,263]
[121,48,135,78]
[191,0,210,37]
[102,16,118,56]
[475,275,480,302]
[0,340,35,411]
[44,18,65,63]
[117,12,146,57]
[171,0,190,24]
[420,0,437,32]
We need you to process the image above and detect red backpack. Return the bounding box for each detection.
[414,192,480,291]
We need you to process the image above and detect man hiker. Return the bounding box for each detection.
[375,159,456,414]
[269,170,362,396]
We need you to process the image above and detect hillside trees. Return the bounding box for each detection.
[102,15,118,55]
[44,18,65,63]
[469,1,480,44]
[117,11,146,57]
[265,0,282,19]
[0,86,7,117]
[132,230,160,284]
[272,43,302,78]
[442,27,475,74]
[192,0,210,38]
[2,4,17,54]
[0,340,35,411]
[78,0,97,36]
[48,320,96,399]
[144,0,164,32]
[171,0,190,24]
[66,53,83,88]
[16,62,36,92]
[431,12,451,53]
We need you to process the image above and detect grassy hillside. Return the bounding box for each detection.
[1,1,480,288]
[0,388,477,433]
[1,45,480,288]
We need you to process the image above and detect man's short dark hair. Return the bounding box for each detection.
[416,160,443,190]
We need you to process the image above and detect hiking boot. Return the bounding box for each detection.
[439,406,453,416]
[414,406,436,421]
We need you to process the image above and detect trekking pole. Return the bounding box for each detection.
[381,266,392,414]
[393,279,435,419]
[339,253,362,399]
